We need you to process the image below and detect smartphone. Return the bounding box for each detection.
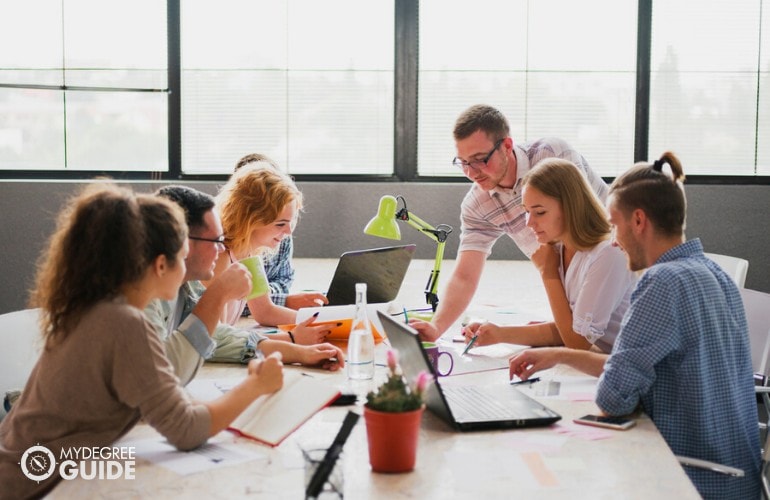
[573,414,636,430]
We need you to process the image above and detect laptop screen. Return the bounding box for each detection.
[377,311,460,424]
[326,245,416,305]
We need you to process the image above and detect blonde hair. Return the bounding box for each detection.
[216,165,303,257]
[522,158,610,250]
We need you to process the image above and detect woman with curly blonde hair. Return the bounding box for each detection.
[213,165,332,344]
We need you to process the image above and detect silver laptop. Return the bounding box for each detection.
[378,311,561,431]
[325,245,416,306]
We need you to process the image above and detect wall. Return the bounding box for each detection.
[1,180,768,314]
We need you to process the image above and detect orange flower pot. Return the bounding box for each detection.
[363,405,424,473]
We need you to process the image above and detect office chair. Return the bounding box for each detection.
[0,308,41,420]
[704,252,749,288]
[676,288,770,495]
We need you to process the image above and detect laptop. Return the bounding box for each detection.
[325,245,416,306]
[378,311,561,431]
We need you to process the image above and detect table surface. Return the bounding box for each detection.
[51,259,701,499]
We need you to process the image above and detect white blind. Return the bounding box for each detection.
[0,0,168,171]
[181,0,395,175]
[417,0,637,178]
[650,0,765,175]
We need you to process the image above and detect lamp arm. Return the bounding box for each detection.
[395,203,452,312]
[400,211,449,243]
[424,240,445,311]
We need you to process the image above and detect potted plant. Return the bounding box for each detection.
[364,349,432,473]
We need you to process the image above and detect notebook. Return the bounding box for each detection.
[378,311,561,431]
[186,371,340,447]
[325,245,416,306]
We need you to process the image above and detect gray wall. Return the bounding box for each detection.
[1,180,768,314]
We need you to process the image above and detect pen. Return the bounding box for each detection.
[461,335,477,356]
[306,411,360,499]
[510,377,540,386]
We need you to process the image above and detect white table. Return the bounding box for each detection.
[51,361,699,499]
[51,259,700,498]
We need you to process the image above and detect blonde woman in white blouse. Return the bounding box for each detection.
[463,158,636,354]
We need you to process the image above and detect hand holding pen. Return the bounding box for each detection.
[461,320,499,348]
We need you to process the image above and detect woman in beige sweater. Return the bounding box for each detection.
[0,184,283,499]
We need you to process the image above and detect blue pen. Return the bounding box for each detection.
[461,335,477,356]
[510,377,540,386]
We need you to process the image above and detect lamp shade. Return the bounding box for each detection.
[364,195,401,240]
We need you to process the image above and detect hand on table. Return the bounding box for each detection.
[285,292,328,310]
[407,319,440,342]
[299,343,345,371]
[508,347,565,381]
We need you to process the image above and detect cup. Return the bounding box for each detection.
[302,447,344,499]
[421,342,453,377]
[238,255,270,300]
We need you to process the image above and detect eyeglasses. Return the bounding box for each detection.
[189,235,226,245]
[452,139,504,172]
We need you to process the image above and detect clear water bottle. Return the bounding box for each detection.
[347,283,374,380]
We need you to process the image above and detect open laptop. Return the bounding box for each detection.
[325,245,416,306]
[378,311,561,430]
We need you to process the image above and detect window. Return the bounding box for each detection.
[0,0,167,172]
[418,0,638,178]
[1,1,768,179]
[650,0,768,175]
[181,0,394,175]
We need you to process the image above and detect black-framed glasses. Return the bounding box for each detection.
[189,235,226,245]
[452,138,504,172]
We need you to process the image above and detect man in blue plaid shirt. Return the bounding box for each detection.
[598,152,761,499]
[509,152,761,499]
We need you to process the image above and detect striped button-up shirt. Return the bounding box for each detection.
[459,137,607,257]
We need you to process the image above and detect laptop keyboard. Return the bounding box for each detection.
[443,385,537,421]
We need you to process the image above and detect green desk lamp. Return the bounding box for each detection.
[364,195,453,311]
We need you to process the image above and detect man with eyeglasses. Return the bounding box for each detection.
[145,185,344,386]
[409,104,608,341]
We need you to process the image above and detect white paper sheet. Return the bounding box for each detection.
[119,434,266,476]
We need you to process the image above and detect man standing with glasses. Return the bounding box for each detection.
[409,104,608,341]
[146,185,343,386]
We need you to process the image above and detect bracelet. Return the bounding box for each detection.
[287,331,295,343]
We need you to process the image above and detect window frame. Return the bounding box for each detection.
[0,0,768,185]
